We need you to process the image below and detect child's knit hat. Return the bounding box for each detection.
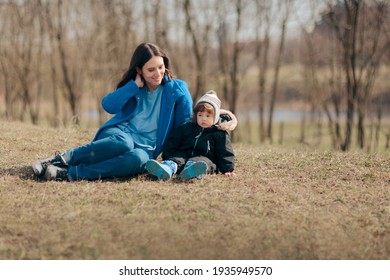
[195,90,221,125]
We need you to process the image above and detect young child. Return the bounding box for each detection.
[146,90,235,180]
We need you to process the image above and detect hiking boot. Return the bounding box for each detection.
[32,152,67,177]
[44,165,69,181]
[180,161,207,180]
[146,159,177,180]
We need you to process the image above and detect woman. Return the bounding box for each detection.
[31,43,236,181]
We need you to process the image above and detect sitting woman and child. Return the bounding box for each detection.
[31,43,236,181]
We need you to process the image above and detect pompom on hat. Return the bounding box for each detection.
[194,90,221,125]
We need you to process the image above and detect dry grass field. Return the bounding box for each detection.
[0,120,389,260]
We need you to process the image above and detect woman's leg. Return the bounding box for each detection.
[32,126,132,177]
[68,148,149,180]
[66,126,134,165]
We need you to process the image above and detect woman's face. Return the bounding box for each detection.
[140,56,165,91]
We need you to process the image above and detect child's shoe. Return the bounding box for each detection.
[146,160,177,180]
[180,161,207,180]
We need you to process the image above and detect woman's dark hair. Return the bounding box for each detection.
[116,43,173,89]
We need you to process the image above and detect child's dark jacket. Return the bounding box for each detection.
[162,122,235,173]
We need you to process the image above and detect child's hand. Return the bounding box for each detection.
[223,172,236,177]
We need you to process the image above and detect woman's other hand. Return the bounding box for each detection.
[217,109,238,132]
[135,73,144,88]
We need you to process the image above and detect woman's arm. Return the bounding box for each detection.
[101,80,140,114]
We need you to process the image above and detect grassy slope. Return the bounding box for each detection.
[0,120,389,260]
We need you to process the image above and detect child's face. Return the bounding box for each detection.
[196,110,214,128]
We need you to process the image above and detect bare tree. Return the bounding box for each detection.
[356,1,389,149]
[229,0,244,116]
[214,0,247,142]
[43,0,85,125]
[254,0,272,143]
[267,0,292,143]
[215,0,245,112]
[0,2,15,120]
[83,0,137,126]
[183,0,213,100]
[326,0,389,150]
[298,0,342,147]
[0,0,45,124]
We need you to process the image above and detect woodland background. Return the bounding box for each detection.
[0,0,389,261]
[1,0,390,151]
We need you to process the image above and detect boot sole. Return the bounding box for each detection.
[146,160,171,180]
[31,160,44,176]
[43,165,69,181]
[44,165,57,181]
[180,161,207,180]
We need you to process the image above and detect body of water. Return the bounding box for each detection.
[238,108,390,122]
[81,108,390,122]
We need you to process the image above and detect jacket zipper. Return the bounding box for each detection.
[191,128,204,157]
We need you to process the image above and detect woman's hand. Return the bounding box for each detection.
[135,73,144,88]
[216,109,238,132]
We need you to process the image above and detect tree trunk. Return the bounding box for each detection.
[255,1,271,143]
[267,1,289,143]
[183,0,208,100]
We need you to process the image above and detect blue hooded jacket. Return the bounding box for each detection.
[92,76,193,159]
